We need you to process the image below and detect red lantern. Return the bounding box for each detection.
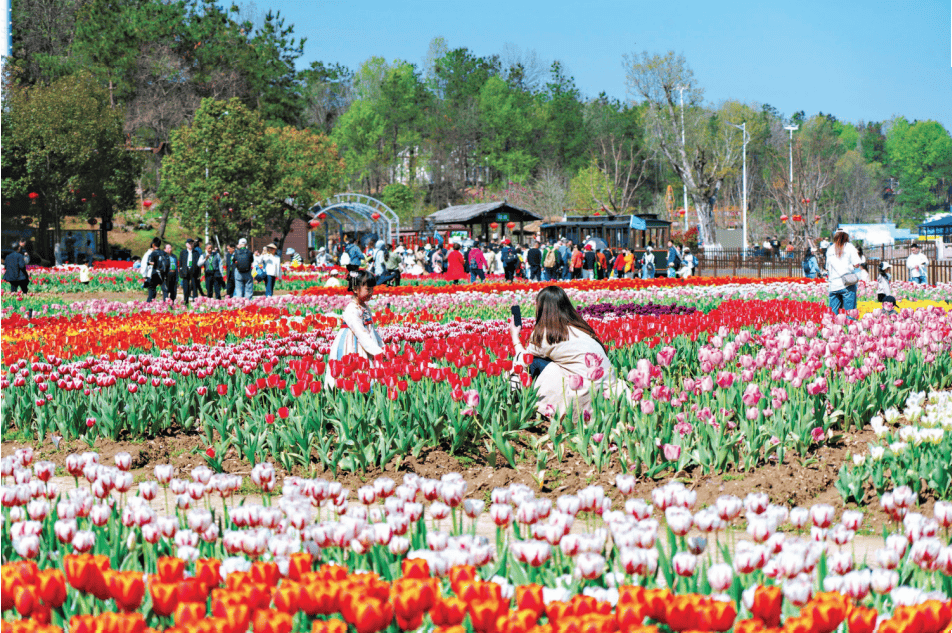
[780,214,789,224]
[223,191,229,197]
[814,215,821,224]
[317,212,327,220]
[28,192,39,200]
[793,214,803,222]
[677,208,686,217]
[371,212,381,221]
[490,222,499,229]
[143,200,153,209]
[506,222,515,229]
[594,211,600,216]
[309,219,321,228]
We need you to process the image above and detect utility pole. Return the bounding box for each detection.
[730,122,749,252]
[676,85,689,233]
[784,124,799,223]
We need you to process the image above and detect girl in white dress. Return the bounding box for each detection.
[325,270,385,389]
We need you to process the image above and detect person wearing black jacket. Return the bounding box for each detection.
[163,244,178,303]
[144,238,168,303]
[524,241,541,281]
[224,244,236,298]
[178,239,201,307]
[201,244,224,299]
[581,245,597,280]
[3,242,29,293]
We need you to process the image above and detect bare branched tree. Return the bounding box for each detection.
[624,51,740,246]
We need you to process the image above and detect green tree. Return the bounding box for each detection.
[264,125,346,250]
[568,158,613,212]
[540,62,588,173]
[886,117,952,216]
[331,98,387,192]
[585,96,652,213]
[381,183,418,219]
[160,98,345,246]
[478,76,538,181]
[159,98,271,244]
[859,122,887,165]
[302,61,353,134]
[1,71,139,257]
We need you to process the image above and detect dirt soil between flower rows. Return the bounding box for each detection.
[4,423,925,535]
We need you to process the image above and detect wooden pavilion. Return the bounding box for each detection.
[428,201,542,243]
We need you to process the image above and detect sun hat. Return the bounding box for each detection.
[237,238,247,246]
[265,243,277,250]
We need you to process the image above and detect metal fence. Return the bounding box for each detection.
[695,254,952,284]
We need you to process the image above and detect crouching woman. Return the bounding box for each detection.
[510,285,627,416]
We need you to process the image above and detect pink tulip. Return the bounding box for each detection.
[662,444,681,461]
[656,346,676,367]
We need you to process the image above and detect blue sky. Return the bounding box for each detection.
[258,0,951,129]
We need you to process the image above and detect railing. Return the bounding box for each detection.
[695,254,952,284]
[867,258,952,285]
[699,242,937,261]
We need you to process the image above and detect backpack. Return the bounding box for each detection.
[543,248,557,268]
[802,258,812,274]
[149,249,167,275]
[502,247,517,266]
[234,248,253,273]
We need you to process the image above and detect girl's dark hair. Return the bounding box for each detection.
[802,249,814,264]
[347,269,376,293]
[530,286,605,351]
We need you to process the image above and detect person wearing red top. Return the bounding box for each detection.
[613,250,627,278]
[468,242,488,283]
[445,242,467,284]
[571,246,584,279]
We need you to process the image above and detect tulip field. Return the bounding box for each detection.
[2,273,952,632]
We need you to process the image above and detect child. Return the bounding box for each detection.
[325,270,385,389]
[877,262,892,303]
[882,295,898,315]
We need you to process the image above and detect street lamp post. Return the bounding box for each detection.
[729,122,749,252]
[676,85,689,232]
[784,124,799,225]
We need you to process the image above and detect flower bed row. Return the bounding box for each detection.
[1,447,951,632]
[838,391,952,504]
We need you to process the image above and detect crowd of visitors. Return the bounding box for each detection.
[323,236,700,287]
[137,236,285,304]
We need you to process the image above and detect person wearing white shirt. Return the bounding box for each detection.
[825,231,862,315]
[906,244,928,284]
[261,245,282,296]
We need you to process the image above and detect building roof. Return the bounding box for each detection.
[540,215,671,230]
[428,201,542,225]
[920,215,952,228]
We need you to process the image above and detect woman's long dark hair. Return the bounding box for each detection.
[530,286,606,351]
[832,231,849,258]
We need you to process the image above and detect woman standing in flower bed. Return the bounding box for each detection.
[510,285,627,415]
[825,231,861,315]
[444,243,467,285]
